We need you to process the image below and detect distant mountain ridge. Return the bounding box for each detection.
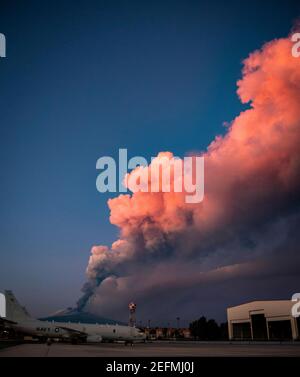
[39,308,125,325]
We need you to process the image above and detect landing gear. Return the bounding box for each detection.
[124,341,133,346]
[46,338,52,346]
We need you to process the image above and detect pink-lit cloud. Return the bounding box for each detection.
[78,33,300,322]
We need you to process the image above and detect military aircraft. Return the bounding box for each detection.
[0,290,146,344]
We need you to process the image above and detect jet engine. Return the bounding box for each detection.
[86,335,103,343]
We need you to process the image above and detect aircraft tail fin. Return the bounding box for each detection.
[3,290,31,322]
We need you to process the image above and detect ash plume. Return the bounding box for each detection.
[78,33,300,321]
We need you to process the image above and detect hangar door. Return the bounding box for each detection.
[268,320,292,340]
[232,322,251,339]
[251,314,268,340]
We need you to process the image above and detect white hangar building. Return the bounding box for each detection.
[227,300,299,340]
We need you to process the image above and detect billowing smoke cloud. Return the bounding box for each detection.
[78,33,300,322]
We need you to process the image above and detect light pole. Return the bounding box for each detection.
[128,302,137,327]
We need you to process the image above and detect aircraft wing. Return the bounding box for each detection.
[0,317,17,326]
[57,326,87,338]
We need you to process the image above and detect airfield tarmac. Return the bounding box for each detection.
[1,341,300,357]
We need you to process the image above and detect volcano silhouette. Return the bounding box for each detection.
[40,307,125,325]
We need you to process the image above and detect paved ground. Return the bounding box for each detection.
[1,342,300,357]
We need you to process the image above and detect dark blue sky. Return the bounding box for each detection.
[0,0,299,317]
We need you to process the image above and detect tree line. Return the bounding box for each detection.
[189,316,228,340]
